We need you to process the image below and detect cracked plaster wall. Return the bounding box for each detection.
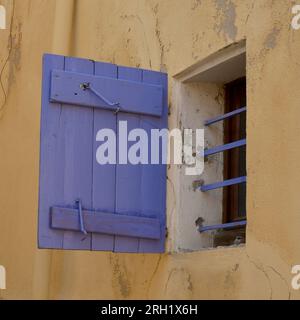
[0,0,300,299]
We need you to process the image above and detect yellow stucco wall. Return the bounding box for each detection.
[0,0,300,299]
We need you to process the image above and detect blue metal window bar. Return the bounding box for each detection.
[199,220,247,233]
[204,106,246,126]
[199,106,247,233]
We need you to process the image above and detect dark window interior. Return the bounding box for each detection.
[223,77,246,223]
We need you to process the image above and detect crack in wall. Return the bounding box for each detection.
[245,253,292,300]
[119,14,152,69]
[164,268,176,294]
[146,254,162,298]
[151,3,167,72]
[267,265,291,300]
[245,0,255,25]
[0,0,15,116]
[246,253,273,299]
[163,268,193,298]
[166,175,177,250]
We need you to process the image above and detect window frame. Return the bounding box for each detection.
[223,77,247,223]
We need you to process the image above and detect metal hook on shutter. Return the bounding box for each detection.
[80,82,121,114]
[113,106,121,115]
[75,199,87,235]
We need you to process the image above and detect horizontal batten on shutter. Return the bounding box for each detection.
[51,207,161,240]
[198,220,247,232]
[50,70,163,117]
[205,106,246,126]
[200,176,246,192]
[204,138,246,157]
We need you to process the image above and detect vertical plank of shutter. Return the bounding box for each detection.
[114,67,142,253]
[92,62,117,251]
[61,57,94,250]
[38,54,65,248]
[138,70,168,253]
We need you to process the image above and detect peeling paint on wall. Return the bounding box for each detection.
[214,0,237,41]
[110,254,131,298]
[8,21,22,88]
[264,26,280,49]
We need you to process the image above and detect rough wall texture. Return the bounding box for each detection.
[0,0,300,299]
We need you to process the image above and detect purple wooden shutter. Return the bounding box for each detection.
[38,54,167,253]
